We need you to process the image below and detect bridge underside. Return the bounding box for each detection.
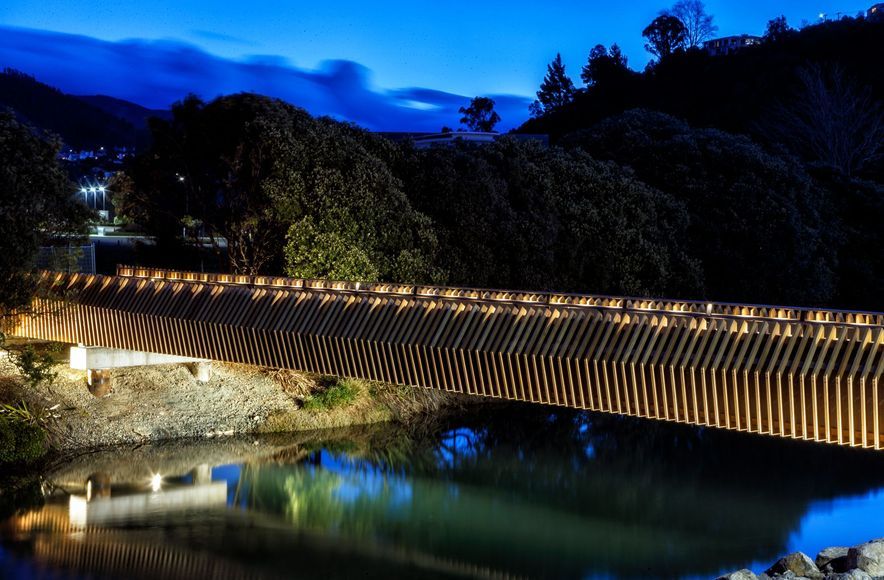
[9,267,884,450]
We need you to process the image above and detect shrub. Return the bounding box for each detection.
[303,378,361,411]
[8,343,59,389]
[0,419,47,465]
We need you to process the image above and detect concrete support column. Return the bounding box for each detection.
[87,369,112,397]
[192,464,213,486]
[187,362,212,383]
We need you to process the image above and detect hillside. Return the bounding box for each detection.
[77,95,171,130]
[0,69,139,149]
[517,16,884,180]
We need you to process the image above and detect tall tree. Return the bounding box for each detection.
[581,44,629,86]
[769,64,884,177]
[0,111,92,312]
[669,0,717,48]
[764,15,794,43]
[530,54,576,117]
[642,15,687,60]
[458,97,501,132]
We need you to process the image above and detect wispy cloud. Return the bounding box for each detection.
[0,26,531,131]
[189,29,259,47]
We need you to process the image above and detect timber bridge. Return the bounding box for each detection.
[9,266,884,450]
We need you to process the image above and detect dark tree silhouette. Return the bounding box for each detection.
[530,53,576,117]
[642,15,687,60]
[458,97,501,132]
[580,44,629,87]
[769,64,884,176]
[0,112,92,311]
[669,0,717,48]
[764,15,794,42]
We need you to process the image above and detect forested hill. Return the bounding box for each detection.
[0,69,161,149]
[77,95,171,133]
[517,17,883,165]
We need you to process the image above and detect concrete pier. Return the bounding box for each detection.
[71,346,212,396]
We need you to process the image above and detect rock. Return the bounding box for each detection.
[766,552,824,580]
[816,547,851,573]
[847,539,884,576]
[717,570,758,580]
[824,570,872,580]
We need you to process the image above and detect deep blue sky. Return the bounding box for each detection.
[0,0,867,130]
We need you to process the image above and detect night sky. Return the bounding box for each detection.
[0,0,867,130]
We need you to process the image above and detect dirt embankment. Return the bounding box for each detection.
[0,348,466,452]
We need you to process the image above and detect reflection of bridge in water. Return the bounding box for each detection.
[0,435,533,580]
[10,266,884,449]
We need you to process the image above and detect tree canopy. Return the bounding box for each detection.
[396,137,700,296]
[530,54,576,117]
[564,109,835,305]
[458,97,501,132]
[668,0,717,48]
[642,15,687,60]
[0,111,92,311]
[122,93,440,281]
[581,44,630,87]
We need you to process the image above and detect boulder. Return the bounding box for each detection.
[765,552,824,579]
[816,547,851,573]
[847,539,884,576]
[716,570,757,580]
[824,570,872,580]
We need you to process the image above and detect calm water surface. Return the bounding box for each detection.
[2,407,884,579]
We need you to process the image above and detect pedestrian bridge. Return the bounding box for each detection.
[9,266,884,450]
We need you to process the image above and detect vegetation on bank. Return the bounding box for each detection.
[303,378,361,411]
[0,417,46,465]
[261,369,463,434]
[0,341,60,464]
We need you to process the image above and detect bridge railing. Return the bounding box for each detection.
[115,265,884,327]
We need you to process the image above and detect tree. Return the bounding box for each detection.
[0,111,92,312]
[530,54,576,117]
[458,97,501,132]
[642,15,687,60]
[566,110,835,305]
[769,64,884,177]
[764,15,794,43]
[669,0,717,48]
[396,137,699,296]
[129,94,440,281]
[581,44,629,87]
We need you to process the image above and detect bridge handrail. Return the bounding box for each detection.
[113,265,884,327]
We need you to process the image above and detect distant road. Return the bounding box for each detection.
[89,234,226,248]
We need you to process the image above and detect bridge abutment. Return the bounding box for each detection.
[72,346,212,396]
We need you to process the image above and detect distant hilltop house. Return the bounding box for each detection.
[378,131,549,149]
[869,3,884,19]
[703,35,762,57]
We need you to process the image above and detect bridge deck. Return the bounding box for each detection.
[9,266,884,450]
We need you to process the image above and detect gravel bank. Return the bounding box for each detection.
[0,347,464,451]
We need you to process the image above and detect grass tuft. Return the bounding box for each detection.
[303,378,361,411]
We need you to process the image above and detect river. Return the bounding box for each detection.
[2,406,883,579]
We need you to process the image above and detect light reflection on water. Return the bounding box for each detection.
[1,407,884,579]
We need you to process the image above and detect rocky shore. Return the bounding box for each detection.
[719,539,884,580]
